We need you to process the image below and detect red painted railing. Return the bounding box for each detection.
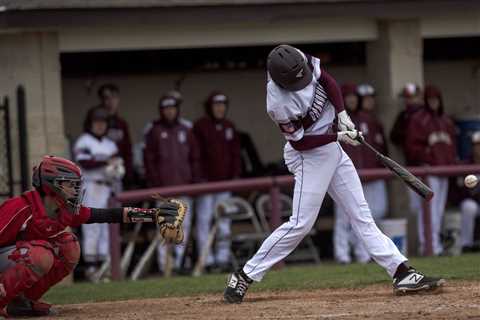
[111,164,480,280]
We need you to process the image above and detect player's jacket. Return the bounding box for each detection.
[390,103,424,156]
[106,114,133,183]
[357,111,388,169]
[405,107,456,166]
[0,190,91,247]
[193,116,241,181]
[144,119,201,187]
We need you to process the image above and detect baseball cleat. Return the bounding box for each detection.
[7,296,55,317]
[223,271,253,304]
[393,267,445,295]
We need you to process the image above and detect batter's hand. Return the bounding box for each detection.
[337,110,355,131]
[338,130,362,146]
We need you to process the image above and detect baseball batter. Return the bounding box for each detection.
[224,44,445,303]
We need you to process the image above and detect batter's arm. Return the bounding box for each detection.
[318,68,345,113]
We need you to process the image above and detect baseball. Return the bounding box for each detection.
[464,175,478,189]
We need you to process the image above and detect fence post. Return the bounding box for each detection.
[422,178,433,256]
[17,86,29,192]
[109,194,122,281]
[269,181,284,268]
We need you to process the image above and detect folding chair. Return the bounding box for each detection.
[255,193,321,264]
[193,196,267,276]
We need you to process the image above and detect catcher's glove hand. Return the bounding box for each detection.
[154,197,187,244]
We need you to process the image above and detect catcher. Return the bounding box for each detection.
[0,155,186,317]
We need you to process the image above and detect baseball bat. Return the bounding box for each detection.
[357,136,434,200]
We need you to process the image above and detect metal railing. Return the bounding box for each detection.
[111,164,480,280]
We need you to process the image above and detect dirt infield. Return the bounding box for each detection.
[49,280,479,319]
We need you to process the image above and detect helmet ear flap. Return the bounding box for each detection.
[32,163,42,189]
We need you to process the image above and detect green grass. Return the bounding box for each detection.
[45,254,480,305]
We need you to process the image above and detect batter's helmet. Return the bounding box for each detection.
[267,45,312,91]
[32,156,84,214]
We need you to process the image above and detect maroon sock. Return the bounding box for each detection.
[394,263,410,279]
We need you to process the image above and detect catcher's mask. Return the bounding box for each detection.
[267,44,313,92]
[32,156,84,214]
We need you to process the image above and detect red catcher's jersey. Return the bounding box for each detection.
[0,190,91,247]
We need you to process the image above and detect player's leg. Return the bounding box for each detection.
[98,223,110,265]
[364,180,388,220]
[225,143,341,303]
[195,194,215,267]
[460,198,479,248]
[23,233,80,298]
[214,192,233,269]
[328,150,444,294]
[410,188,425,255]
[81,223,100,279]
[0,241,55,316]
[333,203,352,264]
[428,176,449,255]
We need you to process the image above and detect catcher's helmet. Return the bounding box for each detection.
[32,156,84,214]
[267,44,313,91]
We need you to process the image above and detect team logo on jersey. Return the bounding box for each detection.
[225,128,234,140]
[296,68,304,78]
[308,83,328,122]
[178,130,187,143]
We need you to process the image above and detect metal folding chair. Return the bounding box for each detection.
[255,193,321,264]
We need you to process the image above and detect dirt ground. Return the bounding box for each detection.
[48,281,480,320]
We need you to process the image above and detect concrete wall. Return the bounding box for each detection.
[62,65,368,164]
[0,32,66,192]
[62,58,480,164]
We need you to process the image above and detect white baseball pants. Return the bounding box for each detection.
[334,179,388,263]
[81,181,111,262]
[460,198,479,247]
[409,176,448,256]
[243,142,406,281]
[196,192,232,266]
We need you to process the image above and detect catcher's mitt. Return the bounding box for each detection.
[155,198,187,244]
[125,197,187,244]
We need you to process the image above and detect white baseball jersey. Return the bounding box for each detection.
[266,55,335,142]
[73,133,118,181]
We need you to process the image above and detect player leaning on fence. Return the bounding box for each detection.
[224,44,445,304]
[0,156,186,317]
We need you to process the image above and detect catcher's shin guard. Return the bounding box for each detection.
[0,241,55,309]
[24,232,80,301]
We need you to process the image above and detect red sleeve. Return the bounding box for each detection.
[0,199,31,246]
[70,206,91,228]
[319,68,345,113]
[289,134,337,151]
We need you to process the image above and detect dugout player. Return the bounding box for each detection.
[193,92,241,272]
[144,92,201,272]
[0,156,185,317]
[405,85,457,256]
[74,107,121,281]
[93,83,134,188]
[224,45,445,303]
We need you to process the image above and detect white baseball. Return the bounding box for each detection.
[464,175,478,189]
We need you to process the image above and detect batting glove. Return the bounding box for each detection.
[338,130,362,146]
[337,110,355,131]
